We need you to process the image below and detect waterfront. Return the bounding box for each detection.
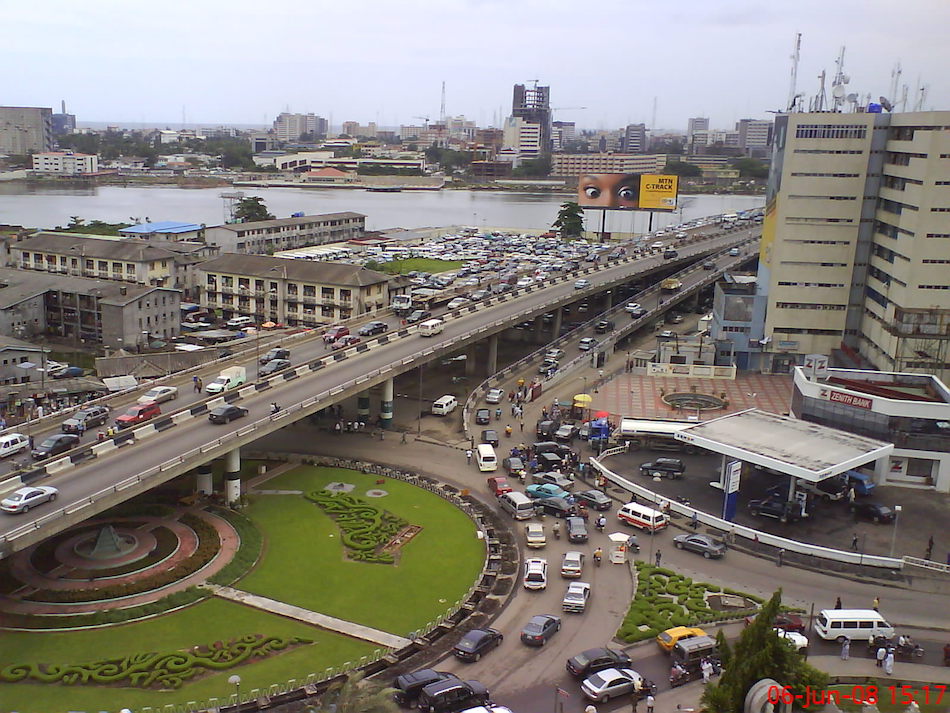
[0,183,764,233]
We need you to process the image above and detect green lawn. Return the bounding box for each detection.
[238,466,484,637]
[0,598,376,713]
[379,258,464,275]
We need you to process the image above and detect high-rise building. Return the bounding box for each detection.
[733,110,950,380]
[52,101,76,136]
[623,123,647,153]
[0,106,53,155]
[551,121,575,151]
[736,118,773,153]
[512,83,551,154]
[502,117,543,158]
[273,113,326,142]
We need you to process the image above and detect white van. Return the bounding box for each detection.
[432,395,458,416]
[617,502,668,533]
[499,491,535,520]
[0,433,30,458]
[476,444,497,472]
[814,609,894,642]
[418,318,445,337]
[226,316,254,330]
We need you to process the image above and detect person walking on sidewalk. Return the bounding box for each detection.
[851,533,859,551]
[465,449,472,465]
[873,596,880,611]
[654,550,662,567]
[840,638,850,660]
[644,693,654,713]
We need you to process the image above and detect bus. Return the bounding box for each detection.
[615,418,698,454]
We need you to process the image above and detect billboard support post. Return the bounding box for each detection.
[599,209,607,243]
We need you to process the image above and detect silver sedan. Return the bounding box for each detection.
[1,486,59,514]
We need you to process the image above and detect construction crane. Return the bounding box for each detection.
[552,106,587,111]
[413,115,430,129]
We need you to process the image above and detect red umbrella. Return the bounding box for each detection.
[594,410,610,419]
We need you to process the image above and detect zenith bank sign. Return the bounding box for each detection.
[820,388,873,410]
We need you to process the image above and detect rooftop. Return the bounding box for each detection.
[119,221,204,235]
[197,254,389,287]
[16,232,179,262]
[813,368,950,405]
[676,408,893,481]
[209,212,365,233]
[0,268,179,309]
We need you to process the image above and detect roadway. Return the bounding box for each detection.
[0,227,759,552]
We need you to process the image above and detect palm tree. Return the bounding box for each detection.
[310,672,400,713]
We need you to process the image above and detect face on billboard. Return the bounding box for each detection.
[578,174,640,209]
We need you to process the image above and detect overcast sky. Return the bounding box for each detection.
[7,0,949,132]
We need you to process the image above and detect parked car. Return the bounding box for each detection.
[526,483,570,500]
[392,670,458,707]
[562,581,591,613]
[208,405,249,424]
[417,679,489,713]
[452,628,503,662]
[525,522,546,549]
[748,498,803,523]
[259,358,292,377]
[31,433,80,459]
[523,558,548,590]
[485,388,505,404]
[137,386,178,405]
[850,501,897,523]
[358,321,389,336]
[406,310,432,324]
[574,489,612,511]
[578,337,597,351]
[581,668,647,702]
[773,613,806,633]
[259,347,290,364]
[475,409,491,425]
[61,405,111,433]
[561,551,585,578]
[639,458,685,478]
[520,614,561,646]
[0,485,59,514]
[672,534,726,559]
[775,628,809,651]
[566,648,632,679]
[332,335,362,350]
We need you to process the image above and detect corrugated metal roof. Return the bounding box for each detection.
[119,221,204,234]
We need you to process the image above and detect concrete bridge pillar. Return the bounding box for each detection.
[196,463,213,495]
[381,377,394,428]
[357,392,370,420]
[552,308,563,340]
[533,316,545,344]
[604,289,613,310]
[225,447,241,506]
[465,344,478,376]
[486,334,499,376]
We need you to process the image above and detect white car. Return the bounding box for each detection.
[447,297,470,310]
[578,337,597,351]
[625,302,645,316]
[1,486,59,514]
[650,241,664,249]
[525,523,546,549]
[574,279,591,289]
[485,388,505,404]
[581,668,646,702]
[561,551,585,578]
[516,277,534,287]
[545,348,565,360]
[562,582,591,613]
[137,386,179,405]
[523,558,548,590]
[775,628,809,651]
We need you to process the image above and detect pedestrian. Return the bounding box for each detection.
[193,375,199,392]
[926,535,934,560]
[196,377,202,391]
[585,705,597,713]
[883,649,895,675]
[873,596,880,611]
[840,638,850,660]
[77,421,85,436]
[691,512,699,530]
[29,435,34,449]
[847,487,856,505]
[654,550,662,567]
[0,415,7,430]
[876,645,886,667]
[519,420,524,432]
[777,548,785,567]
[465,449,472,465]
[630,691,638,713]
[401,431,407,444]
[851,533,859,551]
[645,693,655,713]
[834,596,842,609]
[701,658,713,684]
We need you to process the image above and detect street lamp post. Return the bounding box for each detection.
[888,505,903,558]
[228,674,241,709]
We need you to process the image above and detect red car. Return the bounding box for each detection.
[773,613,805,633]
[115,402,161,429]
[487,476,513,496]
[331,335,361,350]
[323,325,350,344]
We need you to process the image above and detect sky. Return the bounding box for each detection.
[6,0,950,132]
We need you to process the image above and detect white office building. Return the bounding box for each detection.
[32,151,98,175]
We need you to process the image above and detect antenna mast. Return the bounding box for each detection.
[440,81,446,123]
[651,96,657,129]
[889,62,902,108]
[787,33,802,112]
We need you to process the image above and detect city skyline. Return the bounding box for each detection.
[5,0,949,130]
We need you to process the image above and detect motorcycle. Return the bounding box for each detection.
[595,516,607,533]
[896,641,925,659]
[593,550,603,567]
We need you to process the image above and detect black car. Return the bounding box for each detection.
[452,628,503,662]
[208,405,249,424]
[566,647,632,678]
[520,614,561,646]
[61,405,111,433]
[475,409,491,425]
[392,670,458,707]
[536,420,559,439]
[480,429,499,447]
[259,358,291,377]
[639,458,685,478]
[850,501,896,524]
[358,321,389,336]
[259,347,290,364]
[566,516,588,543]
[574,489,612,511]
[503,456,526,476]
[417,679,489,713]
[31,433,80,460]
[406,310,432,324]
[748,498,803,523]
[534,497,576,519]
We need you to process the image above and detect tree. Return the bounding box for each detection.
[512,156,551,178]
[663,160,703,177]
[234,196,275,223]
[310,672,399,713]
[730,157,770,179]
[553,201,584,238]
[701,591,829,713]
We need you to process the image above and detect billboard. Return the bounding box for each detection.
[577,173,678,212]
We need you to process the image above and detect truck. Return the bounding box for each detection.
[660,277,682,292]
[390,294,413,316]
[205,366,246,394]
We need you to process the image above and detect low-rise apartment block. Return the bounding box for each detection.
[32,151,99,175]
[551,153,669,176]
[203,213,365,255]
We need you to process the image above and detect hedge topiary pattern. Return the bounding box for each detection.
[0,634,312,690]
[617,563,763,643]
[306,491,408,564]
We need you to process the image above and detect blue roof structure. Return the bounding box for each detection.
[119,221,203,235]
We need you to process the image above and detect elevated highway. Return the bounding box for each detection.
[0,228,760,556]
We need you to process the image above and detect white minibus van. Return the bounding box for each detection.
[475,444,497,472]
[498,491,535,519]
[814,609,894,642]
[617,502,668,533]
[418,318,445,337]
